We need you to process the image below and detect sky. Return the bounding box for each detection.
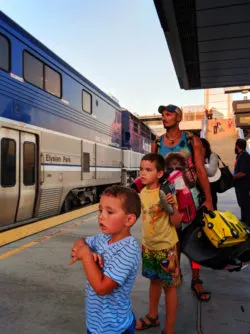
[1,0,245,115]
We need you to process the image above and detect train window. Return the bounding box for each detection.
[82,152,90,172]
[23,51,62,98]
[45,65,61,98]
[82,90,92,114]
[134,121,139,133]
[23,142,36,186]
[140,123,151,139]
[1,138,16,187]
[23,51,43,89]
[0,34,10,72]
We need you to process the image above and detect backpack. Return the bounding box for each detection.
[131,176,174,215]
[157,131,205,222]
[130,177,144,193]
[167,169,196,223]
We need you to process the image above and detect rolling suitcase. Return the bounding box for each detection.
[202,210,249,248]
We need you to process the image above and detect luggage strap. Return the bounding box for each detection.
[217,154,228,168]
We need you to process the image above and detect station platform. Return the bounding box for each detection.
[0,188,249,334]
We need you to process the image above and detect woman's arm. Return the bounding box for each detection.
[205,152,219,177]
[193,136,213,210]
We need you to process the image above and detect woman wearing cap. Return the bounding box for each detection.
[200,138,221,210]
[151,104,213,303]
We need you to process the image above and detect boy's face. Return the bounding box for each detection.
[98,195,134,235]
[140,160,163,188]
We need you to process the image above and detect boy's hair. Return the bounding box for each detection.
[165,152,187,170]
[141,153,165,172]
[102,185,141,219]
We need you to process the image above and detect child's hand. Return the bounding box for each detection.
[72,238,86,250]
[69,244,91,265]
[92,253,104,268]
[68,238,86,265]
[166,193,175,205]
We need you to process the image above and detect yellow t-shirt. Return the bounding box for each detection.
[140,187,178,250]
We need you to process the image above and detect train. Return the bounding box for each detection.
[0,11,155,229]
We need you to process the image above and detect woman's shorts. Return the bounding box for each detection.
[142,244,181,288]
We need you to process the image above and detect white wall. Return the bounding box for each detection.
[204,88,232,118]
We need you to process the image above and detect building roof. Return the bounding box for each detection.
[154,1,250,90]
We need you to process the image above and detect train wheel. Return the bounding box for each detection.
[61,192,75,213]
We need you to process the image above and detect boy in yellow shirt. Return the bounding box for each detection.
[136,153,182,334]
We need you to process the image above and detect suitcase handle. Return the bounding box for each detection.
[202,206,216,218]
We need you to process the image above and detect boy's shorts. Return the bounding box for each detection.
[142,244,181,288]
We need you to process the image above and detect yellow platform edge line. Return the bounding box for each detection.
[0,241,38,260]
[0,204,99,247]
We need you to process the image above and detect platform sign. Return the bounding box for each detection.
[232,100,250,114]
[235,114,250,127]
[224,86,250,94]
[233,100,250,128]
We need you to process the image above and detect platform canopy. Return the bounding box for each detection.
[154,0,250,90]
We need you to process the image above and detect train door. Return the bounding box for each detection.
[16,132,37,222]
[0,128,19,226]
[0,128,37,227]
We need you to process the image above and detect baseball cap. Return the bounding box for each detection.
[158,104,182,116]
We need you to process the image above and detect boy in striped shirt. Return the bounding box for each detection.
[69,185,141,334]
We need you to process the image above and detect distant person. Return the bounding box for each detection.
[243,129,249,139]
[208,108,213,120]
[200,138,221,210]
[69,185,141,334]
[227,118,232,128]
[213,118,219,134]
[233,139,250,226]
[136,153,182,334]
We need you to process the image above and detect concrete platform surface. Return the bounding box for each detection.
[0,188,249,334]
